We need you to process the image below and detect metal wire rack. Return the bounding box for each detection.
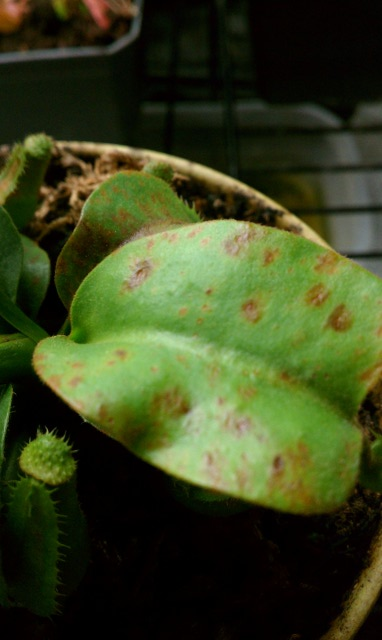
[140,0,382,277]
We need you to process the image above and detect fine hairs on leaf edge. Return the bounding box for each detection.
[0,142,26,205]
[3,476,61,616]
[3,430,88,616]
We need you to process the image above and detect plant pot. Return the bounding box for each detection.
[2,140,382,639]
[0,1,144,145]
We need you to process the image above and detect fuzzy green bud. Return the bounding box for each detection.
[19,431,76,485]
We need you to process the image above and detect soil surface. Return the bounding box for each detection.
[0,142,382,639]
[0,1,136,53]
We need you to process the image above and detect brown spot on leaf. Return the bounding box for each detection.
[187,228,202,239]
[205,288,214,295]
[235,465,250,491]
[48,374,63,389]
[33,351,46,364]
[204,451,223,486]
[314,252,339,274]
[268,442,315,510]
[223,225,259,256]
[152,388,190,419]
[114,349,128,360]
[305,283,330,307]
[106,350,129,367]
[272,455,285,473]
[69,376,83,388]
[124,259,153,291]
[222,412,252,437]
[179,307,188,317]
[71,361,84,369]
[269,442,310,480]
[239,386,257,400]
[360,361,382,386]
[263,247,280,265]
[325,304,353,332]
[241,299,262,324]
[98,403,115,426]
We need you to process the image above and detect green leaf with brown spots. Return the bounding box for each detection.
[55,170,200,309]
[33,219,382,514]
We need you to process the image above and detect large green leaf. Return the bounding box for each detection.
[55,171,200,309]
[34,220,382,514]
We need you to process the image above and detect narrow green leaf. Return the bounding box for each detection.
[34,220,382,514]
[0,205,23,300]
[0,205,23,334]
[55,170,200,308]
[0,384,13,477]
[0,290,48,343]
[18,236,50,319]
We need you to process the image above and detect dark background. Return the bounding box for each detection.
[140,0,382,279]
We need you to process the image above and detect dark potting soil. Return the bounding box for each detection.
[0,142,382,639]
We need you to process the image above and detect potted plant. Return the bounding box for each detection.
[1,133,382,639]
[0,1,144,144]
